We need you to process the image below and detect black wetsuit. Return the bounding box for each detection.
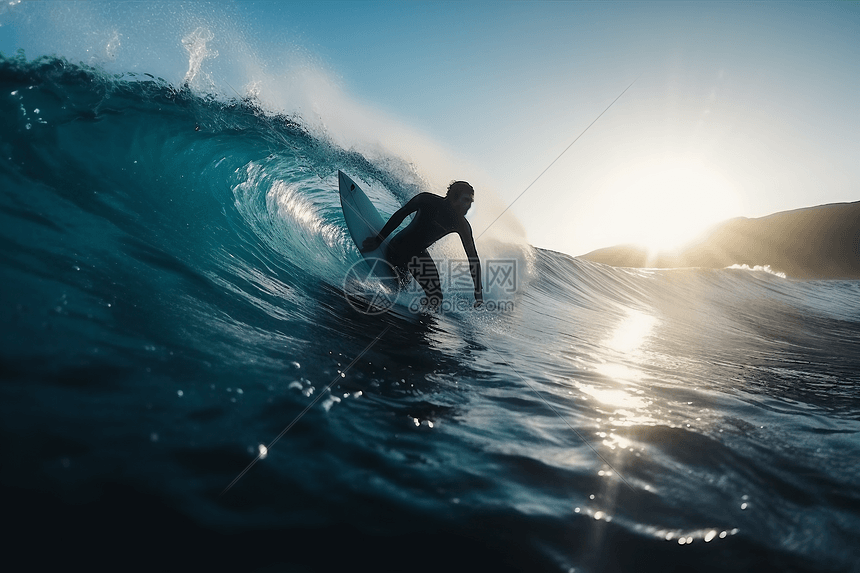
[374,193,482,303]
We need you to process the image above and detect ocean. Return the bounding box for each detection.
[1,51,859,572]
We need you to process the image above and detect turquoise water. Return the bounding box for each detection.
[1,54,859,572]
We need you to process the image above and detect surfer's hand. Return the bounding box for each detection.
[474,292,483,308]
[361,236,382,252]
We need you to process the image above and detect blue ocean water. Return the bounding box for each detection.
[1,53,859,572]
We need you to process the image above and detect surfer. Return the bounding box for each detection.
[361,181,483,310]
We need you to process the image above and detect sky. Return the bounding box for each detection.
[1,1,858,257]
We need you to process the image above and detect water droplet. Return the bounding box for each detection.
[322,396,340,412]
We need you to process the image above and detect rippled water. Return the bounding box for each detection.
[1,55,859,572]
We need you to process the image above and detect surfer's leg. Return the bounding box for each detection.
[408,250,442,309]
[384,240,412,290]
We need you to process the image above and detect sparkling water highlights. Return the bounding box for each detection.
[0,54,858,573]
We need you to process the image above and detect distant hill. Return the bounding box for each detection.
[579,201,860,279]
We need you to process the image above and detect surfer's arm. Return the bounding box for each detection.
[459,225,483,306]
[362,195,422,251]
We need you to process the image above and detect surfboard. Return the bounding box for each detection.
[338,170,398,283]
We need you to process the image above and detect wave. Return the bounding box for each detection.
[2,55,860,572]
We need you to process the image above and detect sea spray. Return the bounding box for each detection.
[1,20,859,573]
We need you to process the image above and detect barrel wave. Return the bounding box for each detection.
[1,55,859,572]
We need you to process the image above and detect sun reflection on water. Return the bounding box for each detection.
[605,309,658,354]
[578,385,647,411]
[572,307,741,555]
[573,307,664,546]
[580,308,661,424]
[594,362,643,382]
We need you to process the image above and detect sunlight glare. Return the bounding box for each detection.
[595,362,643,382]
[601,159,741,253]
[605,309,657,354]
[578,384,647,410]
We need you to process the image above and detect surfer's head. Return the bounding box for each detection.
[447,181,474,216]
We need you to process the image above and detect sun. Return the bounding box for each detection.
[607,159,741,255]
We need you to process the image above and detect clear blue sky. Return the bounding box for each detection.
[2,1,858,255]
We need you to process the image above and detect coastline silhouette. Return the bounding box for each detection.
[580,201,860,279]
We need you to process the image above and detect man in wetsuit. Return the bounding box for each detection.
[361,181,483,309]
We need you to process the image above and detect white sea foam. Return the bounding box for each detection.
[726,264,787,278]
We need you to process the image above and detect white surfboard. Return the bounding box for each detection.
[338,170,398,283]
